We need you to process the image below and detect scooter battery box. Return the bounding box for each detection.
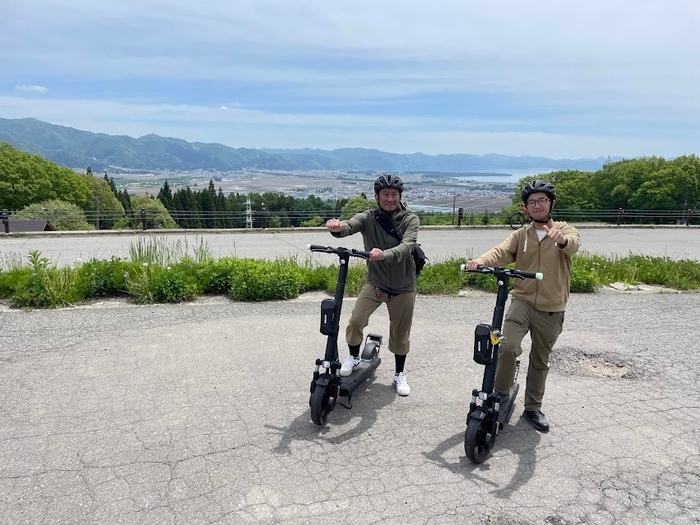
[320,299,337,335]
[473,323,495,365]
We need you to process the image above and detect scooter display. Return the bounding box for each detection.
[461,264,543,463]
[308,244,383,426]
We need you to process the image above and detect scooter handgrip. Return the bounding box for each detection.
[308,244,326,251]
[513,269,542,280]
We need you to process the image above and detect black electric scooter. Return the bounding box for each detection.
[461,264,543,463]
[308,244,383,426]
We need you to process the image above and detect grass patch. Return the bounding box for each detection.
[1,241,698,309]
[128,235,212,266]
[10,251,84,308]
[575,251,700,291]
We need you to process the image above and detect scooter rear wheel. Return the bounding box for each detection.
[310,384,333,426]
[464,415,495,463]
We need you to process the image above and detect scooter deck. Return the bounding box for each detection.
[339,358,381,397]
[497,383,520,426]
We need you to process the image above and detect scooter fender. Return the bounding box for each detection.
[310,374,331,394]
[310,374,338,412]
[466,407,487,426]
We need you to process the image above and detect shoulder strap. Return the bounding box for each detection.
[373,209,402,242]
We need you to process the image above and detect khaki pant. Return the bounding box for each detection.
[346,283,416,356]
[495,298,565,411]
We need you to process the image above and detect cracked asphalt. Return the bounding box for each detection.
[1,229,699,524]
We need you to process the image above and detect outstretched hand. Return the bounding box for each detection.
[325,218,344,232]
[542,225,567,246]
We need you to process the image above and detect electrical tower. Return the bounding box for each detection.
[245,197,253,229]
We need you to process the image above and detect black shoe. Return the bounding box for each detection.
[523,410,550,432]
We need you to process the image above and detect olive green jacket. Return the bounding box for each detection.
[332,204,419,294]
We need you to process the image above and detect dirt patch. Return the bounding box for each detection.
[580,359,629,378]
[551,347,641,379]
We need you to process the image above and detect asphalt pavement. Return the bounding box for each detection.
[1,225,699,267]
[0,229,699,524]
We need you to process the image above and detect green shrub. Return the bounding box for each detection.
[461,270,500,293]
[570,263,600,293]
[416,259,464,295]
[124,262,161,304]
[196,257,241,294]
[297,261,332,293]
[152,263,198,303]
[2,248,699,309]
[11,251,84,308]
[229,259,302,301]
[78,257,129,297]
[323,264,367,296]
[0,268,31,299]
[112,218,134,229]
[300,216,324,227]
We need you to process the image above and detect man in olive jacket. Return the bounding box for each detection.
[466,180,581,431]
[326,174,419,396]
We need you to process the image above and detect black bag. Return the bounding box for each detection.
[412,243,427,278]
[473,323,495,365]
[373,210,428,277]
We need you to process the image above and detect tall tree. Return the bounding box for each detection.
[157,180,175,210]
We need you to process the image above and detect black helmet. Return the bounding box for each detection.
[521,179,556,203]
[374,174,404,195]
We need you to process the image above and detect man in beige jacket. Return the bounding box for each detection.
[466,179,581,432]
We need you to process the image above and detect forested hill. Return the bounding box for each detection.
[0,117,610,173]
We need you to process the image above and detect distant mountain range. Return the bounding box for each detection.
[0,117,613,174]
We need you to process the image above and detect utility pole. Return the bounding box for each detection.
[684,178,689,224]
[452,195,456,225]
[245,197,252,229]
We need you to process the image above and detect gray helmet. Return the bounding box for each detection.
[521,179,556,203]
[374,174,404,195]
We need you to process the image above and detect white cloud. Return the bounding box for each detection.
[2,1,699,158]
[14,84,49,93]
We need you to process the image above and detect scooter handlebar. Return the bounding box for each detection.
[461,263,543,280]
[308,244,371,259]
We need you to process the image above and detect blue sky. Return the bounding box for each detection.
[2,0,699,158]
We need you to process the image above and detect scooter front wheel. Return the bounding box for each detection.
[464,414,495,463]
[310,383,334,426]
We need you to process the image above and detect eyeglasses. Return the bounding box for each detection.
[526,197,550,207]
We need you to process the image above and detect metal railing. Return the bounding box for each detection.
[1,206,696,233]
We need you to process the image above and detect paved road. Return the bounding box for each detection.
[1,291,698,524]
[1,226,699,266]
[1,227,699,523]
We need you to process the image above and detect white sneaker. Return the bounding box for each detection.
[340,356,360,377]
[394,372,410,396]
